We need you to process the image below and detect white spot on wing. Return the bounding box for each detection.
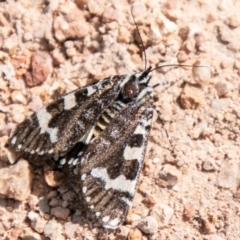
[63,93,77,110]
[86,197,90,202]
[96,212,100,217]
[87,86,97,96]
[37,108,52,133]
[68,158,74,165]
[48,128,58,143]
[60,158,66,165]
[36,107,58,143]
[39,150,44,155]
[11,137,16,144]
[91,167,138,196]
[102,216,110,222]
[81,174,86,180]
[121,197,132,206]
[73,159,78,165]
[48,149,54,154]
[134,124,146,135]
[103,218,121,229]
[82,186,87,193]
[123,146,143,161]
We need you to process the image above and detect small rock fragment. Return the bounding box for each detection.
[28,211,47,233]
[66,47,77,57]
[5,147,21,164]
[216,160,240,189]
[62,191,76,201]
[202,218,215,234]
[0,61,15,80]
[183,203,196,221]
[194,32,206,50]
[74,0,88,9]
[180,85,204,109]
[202,161,216,172]
[10,90,28,105]
[177,50,188,62]
[2,33,18,53]
[211,235,225,240]
[126,210,142,224]
[49,198,60,207]
[0,159,32,201]
[224,14,240,28]
[44,170,64,187]
[139,181,151,195]
[20,228,42,240]
[170,233,182,240]
[53,2,90,42]
[159,164,181,187]
[116,225,129,239]
[192,60,211,86]
[138,216,158,234]
[142,195,156,208]
[150,203,174,227]
[51,206,70,220]
[64,222,78,238]
[43,219,64,240]
[214,81,229,97]
[24,51,53,87]
[128,228,142,240]
[27,194,39,210]
[39,197,50,214]
[102,7,117,23]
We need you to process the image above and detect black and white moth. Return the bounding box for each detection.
[7,65,155,229]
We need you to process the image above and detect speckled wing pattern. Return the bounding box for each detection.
[7,67,154,229]
[8,76,126,159]
[78,96,153,229]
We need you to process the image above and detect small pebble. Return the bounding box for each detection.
[0,159,32,201]
[44,170,65,187]
[128,228,142,240]
[51,206,70,220]
[180,85,204,109]
[192,60,211,86]
[138,216,158,235]
[150,203,174,227]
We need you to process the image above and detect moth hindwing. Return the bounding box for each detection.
[7,66,154,229]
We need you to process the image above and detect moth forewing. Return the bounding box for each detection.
[8,75,125,160]
[78,94,154,229]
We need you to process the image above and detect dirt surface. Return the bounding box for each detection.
[0,0,240,239]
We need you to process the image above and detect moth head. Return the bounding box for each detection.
[120,67,152,102]
[121,75,140,102]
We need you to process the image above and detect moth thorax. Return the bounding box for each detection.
[121,77,140,102]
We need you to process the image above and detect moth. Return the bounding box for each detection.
[7,65,156,229]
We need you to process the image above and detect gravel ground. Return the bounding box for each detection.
[0,0,240,239]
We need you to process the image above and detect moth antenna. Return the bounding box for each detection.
[151,64,209,73]
[151,64,209,88]
[131,10,147,71]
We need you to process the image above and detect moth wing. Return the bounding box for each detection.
[8,77,121,159]
[78,99,153,229]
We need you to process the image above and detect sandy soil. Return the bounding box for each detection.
[0,0,240,239]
